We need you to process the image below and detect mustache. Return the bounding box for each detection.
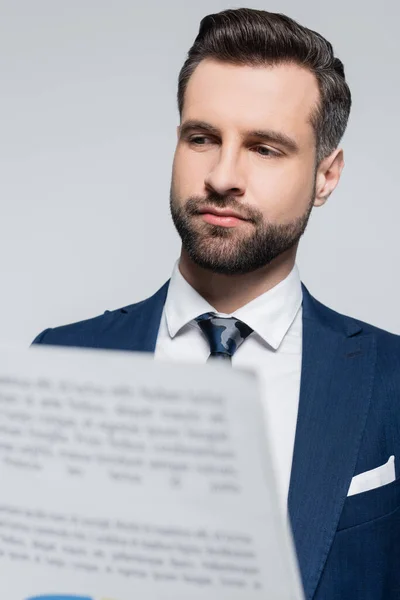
[184,194,261,224]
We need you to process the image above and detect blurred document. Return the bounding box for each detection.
[0,346,303,600]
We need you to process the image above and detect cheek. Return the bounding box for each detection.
[251,161,315,221]
[173,146,213,196]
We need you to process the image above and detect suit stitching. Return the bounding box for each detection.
[336,502,400,533]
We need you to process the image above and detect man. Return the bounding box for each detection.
[33,8,400,600]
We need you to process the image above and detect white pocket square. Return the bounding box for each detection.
[347,455,395,497]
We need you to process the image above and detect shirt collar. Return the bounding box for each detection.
[165,260,302,350]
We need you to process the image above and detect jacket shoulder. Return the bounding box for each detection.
[32,281,169,348]
[305,291,400,415]
[303,285,400,345]
[32,302,142,347]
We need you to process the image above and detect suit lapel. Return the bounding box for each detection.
[288,287,377,599]
[126,281,170,352]
[99,281,169,352]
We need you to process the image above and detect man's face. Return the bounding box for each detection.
[170,59,322,275]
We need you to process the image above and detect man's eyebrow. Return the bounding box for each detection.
[248,129,299,153]
[179,120,299,154]
[179,120,220,137]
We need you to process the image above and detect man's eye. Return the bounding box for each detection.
[253,146,279,158]
[189,136,212,145]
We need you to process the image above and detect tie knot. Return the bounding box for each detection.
[195,312,253,362]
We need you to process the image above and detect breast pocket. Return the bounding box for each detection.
[337,476,400,531]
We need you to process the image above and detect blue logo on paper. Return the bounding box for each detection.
[26,596,93,600]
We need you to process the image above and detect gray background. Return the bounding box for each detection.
[1,0,399,345]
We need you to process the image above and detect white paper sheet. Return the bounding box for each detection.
[0,345,304,600]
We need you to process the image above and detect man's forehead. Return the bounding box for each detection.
[183,59,319,138]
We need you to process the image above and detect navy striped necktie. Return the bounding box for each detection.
[195,312,253,364]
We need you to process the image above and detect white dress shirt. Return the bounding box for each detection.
[154,261,303,508]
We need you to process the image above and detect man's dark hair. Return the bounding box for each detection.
[178,8,352,164]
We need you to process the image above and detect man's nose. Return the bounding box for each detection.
[204,149,245,197]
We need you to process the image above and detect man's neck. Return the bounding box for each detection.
[178,248,297,314]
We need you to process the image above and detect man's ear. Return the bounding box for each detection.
[314,148,345,207]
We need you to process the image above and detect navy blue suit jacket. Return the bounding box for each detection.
[33,282,400,600]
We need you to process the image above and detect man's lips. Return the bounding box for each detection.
[196,207,250,228]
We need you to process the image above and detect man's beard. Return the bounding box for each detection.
[170,187,315,275]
